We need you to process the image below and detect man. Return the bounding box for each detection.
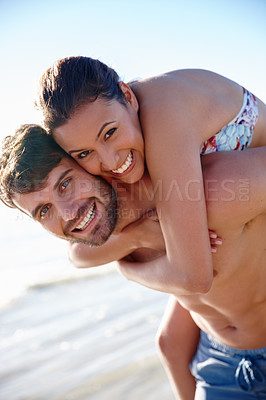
[1,125,266,399]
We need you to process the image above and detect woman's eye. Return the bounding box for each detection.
[61,179,70,191]
[77,150,91,159]
[104,128,116,140]
[40,205,50,218]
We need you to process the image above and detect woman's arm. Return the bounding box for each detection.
[68,214,165,268]
[137,110,214,293]
[68,234,137,268]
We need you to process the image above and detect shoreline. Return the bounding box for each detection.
[0,270,173,400]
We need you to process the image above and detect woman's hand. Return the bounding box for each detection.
[208,230,222,253]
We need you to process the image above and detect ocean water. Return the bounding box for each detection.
[0,206,174,399]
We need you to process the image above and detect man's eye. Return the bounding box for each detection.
[104,128,116,140]
[40,205,50,218]
[78,150,91,159]
[61,179,70,191]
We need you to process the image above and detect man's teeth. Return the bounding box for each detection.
[112,151,133,174]
[76,203,96,231]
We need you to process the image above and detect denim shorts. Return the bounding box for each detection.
[190,331,266,399]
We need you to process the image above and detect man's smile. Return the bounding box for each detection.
[73,202,97,232]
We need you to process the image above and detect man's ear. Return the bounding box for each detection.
[118,81,139,112]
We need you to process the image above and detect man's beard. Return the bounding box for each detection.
[67,178,118,248]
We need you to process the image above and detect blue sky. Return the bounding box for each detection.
[0,0,265,142]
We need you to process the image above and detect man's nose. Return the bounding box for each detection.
[57,200,79,221]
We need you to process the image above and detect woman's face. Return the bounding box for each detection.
[53,84,145,184]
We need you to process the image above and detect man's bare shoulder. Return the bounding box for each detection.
[202,148,266,230]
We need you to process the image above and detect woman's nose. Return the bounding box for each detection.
[99,149,120,171]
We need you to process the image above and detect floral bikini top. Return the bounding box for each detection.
[200,88,259,155]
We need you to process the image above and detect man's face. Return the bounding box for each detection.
[13,158,117,247]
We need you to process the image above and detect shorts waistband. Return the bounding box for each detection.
[201,331,266,357]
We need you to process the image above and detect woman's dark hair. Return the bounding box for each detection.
[0,124,66,209]
[36,56,127,132]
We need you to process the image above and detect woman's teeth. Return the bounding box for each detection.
[112,151,133,174]
[75,203,96,231]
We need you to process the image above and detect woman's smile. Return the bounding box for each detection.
[109,150,135,176]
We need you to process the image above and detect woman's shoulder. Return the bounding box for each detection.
[134,68,239,98]
[136,69,214,119]
[137,68,243,146]
[133,68,227,88]
[138,69,241,120]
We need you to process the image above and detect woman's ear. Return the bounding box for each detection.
[119,81,139,112]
